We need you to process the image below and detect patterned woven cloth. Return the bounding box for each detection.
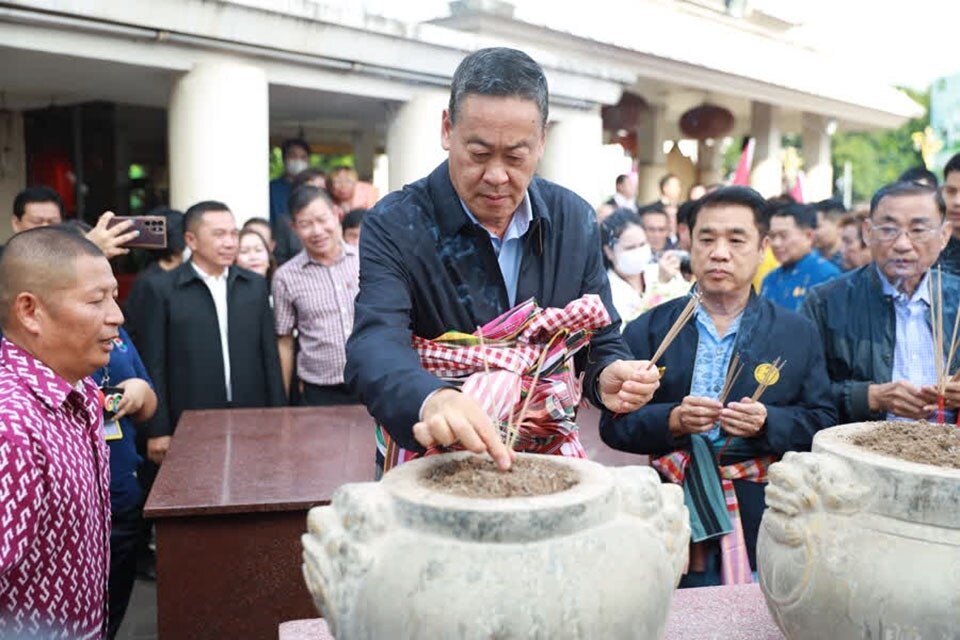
[651,442,775,586]
[376,295,611,475]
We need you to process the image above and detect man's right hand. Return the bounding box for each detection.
[668,396,723,437]
[147,436,172,466]
[868,381,929,420]
[412,389,514,470]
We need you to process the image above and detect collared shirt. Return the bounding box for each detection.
[191,261,232,402]
[612,192,638,211]
[689,309,743,443]
[877,268,942,421]
[460,194,533,307]
[272,243,360,386]
[761,250,841,311]
[0,339,110,639]
[607,268,691,329]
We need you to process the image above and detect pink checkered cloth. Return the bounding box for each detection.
[376,295,611,473]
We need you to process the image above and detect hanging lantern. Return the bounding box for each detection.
[602,92,648,134]
[679,104,735,140]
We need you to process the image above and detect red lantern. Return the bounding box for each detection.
[679,104,734,140]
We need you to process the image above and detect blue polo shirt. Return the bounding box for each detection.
[92,328,154,515]
[761,251,841,311]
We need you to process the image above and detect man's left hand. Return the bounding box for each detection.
[921,382,960,412]
[719,397,767,437]
[598,359,660,413]
[113,378,151,420]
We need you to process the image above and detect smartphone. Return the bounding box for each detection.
[105,215,167,250]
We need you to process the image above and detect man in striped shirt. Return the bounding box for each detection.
[273,186,360,406]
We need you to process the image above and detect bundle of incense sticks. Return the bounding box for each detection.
[649,291,702,366]
[751,357,785,402]
[718,354,744,405]
[929,269,960,424]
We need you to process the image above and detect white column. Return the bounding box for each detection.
[802,112,834,202]
[538,107,605,206]
[750,102,783,197]
[0,110,26,245]
[635,104,668,203]
[352,129,378,183]
[697,139,723,186]
[385,90,448,192]
[168,60,268,227]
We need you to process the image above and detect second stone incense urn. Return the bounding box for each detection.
[758,422,960,639]
[302,452,690,639]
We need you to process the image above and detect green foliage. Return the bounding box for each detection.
[831,87,929,203]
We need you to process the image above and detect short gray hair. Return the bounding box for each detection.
[448,48,549,129]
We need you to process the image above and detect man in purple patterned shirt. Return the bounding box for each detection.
[0,227,122,638]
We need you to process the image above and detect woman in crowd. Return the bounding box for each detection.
[235,227,276,280]
[600,208,691,329]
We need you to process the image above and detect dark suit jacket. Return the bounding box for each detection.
[344,161,632,452]
[601,292,837,458]
[133,261,285,438]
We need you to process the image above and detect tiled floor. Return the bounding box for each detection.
[115,579,158,640]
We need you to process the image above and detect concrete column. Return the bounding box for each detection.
[538,107,605,205]
[802,112,834,202]
[635,105,668,203]
[168,60,268,227]
[385,90,448,192]
[0,110,26,245]
[352,129,378,182]
[697,139,723,186]
[750,102,783,197]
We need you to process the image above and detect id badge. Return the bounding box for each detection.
[101,385,125,441]
[103,418,123,441]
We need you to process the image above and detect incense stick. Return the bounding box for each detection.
[477,326,491,377]
[718,354,744,405]
[650,291,701,366]
[929,269,956,424]
[751,358,785,402]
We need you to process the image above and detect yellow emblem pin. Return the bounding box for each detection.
[754,363,781,386]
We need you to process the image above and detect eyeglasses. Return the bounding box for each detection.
[868,223,941,244]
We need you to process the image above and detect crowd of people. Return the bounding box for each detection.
[2,43,960,638]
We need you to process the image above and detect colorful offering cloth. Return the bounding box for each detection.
[376,295,611,476]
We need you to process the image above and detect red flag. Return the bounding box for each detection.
[732,137,755,186]
[789,170,805,203]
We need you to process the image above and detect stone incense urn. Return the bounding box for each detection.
[758,423,960,639]
[302,452,690,639]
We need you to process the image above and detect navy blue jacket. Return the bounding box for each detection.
[601,292,837,459]
[801,265,960,423]
[345,161,631,451]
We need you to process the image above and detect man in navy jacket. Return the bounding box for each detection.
[345,48,660,472]
[601,187,836,586]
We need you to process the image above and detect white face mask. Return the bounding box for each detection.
[285,158,309,177]
[616,245,652,276]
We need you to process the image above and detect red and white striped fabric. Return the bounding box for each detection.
[377,295,611,472]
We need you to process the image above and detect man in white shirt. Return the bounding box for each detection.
[134,201,285,464]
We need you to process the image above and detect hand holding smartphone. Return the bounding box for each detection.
[104,215,167,249]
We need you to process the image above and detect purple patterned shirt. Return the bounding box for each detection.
[0,339,110,639]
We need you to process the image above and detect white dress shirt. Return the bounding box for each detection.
[191,261,232,402]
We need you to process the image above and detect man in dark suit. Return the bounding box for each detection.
[134,201,284,465]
